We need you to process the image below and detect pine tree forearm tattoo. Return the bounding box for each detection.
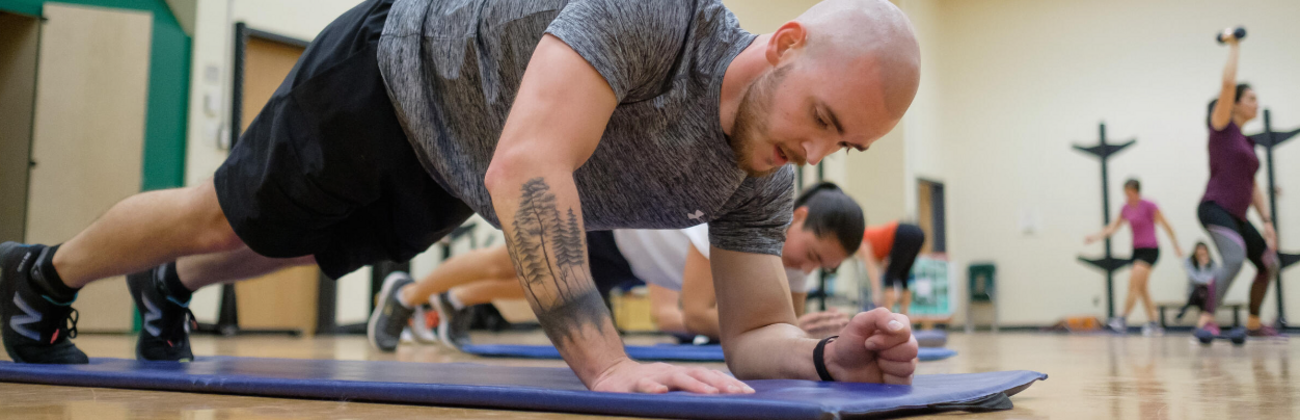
[505,178,609,349]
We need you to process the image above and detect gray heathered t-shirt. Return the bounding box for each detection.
[377,0,794,256]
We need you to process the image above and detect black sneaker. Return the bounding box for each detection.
[432,291,472,349]
[367,272,416,352]
[0,242,88,364]
[127,265,194,362]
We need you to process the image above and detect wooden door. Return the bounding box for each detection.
[26,4,153,332]
[230,28,319,335]
[0,12,41,243]
[916,180,947,255]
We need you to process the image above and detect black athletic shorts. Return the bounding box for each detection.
[884,224,925,290]
[1131,248,1160,266]
[214,0,473,279]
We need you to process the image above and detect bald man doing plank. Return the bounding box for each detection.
[1,0,920,394]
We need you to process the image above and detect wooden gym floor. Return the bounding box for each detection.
[0,330,1296,419]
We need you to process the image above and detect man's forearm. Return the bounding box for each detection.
[723,323,820,380]
[489,173,626,384]
[712,249,821,380]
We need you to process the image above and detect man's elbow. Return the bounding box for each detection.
[485,149,574,195]
[721,347,765,380]
[483,158,516,196]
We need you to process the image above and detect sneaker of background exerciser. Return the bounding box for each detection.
[432,292,472,349]
[127,266,195,362]
[1107,316,1127,334]
[1246,324,1285,338]
[0,242,88,364]
[1141,322,1163,337]
[409,304,439,344]
[367,272,416,352]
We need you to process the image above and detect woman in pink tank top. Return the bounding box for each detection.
[1086,179,1183,335]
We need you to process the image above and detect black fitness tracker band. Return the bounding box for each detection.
[814,336,838,382]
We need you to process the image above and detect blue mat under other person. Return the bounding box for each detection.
[0,357,1044,420]
[462,344,958,362]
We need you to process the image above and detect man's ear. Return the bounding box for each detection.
[766,20,808,65]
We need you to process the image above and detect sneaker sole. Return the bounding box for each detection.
[366,273,410,352]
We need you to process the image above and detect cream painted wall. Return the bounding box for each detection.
[912,0,1300,326]
[845,128,907,225]
[896,0,942,221]
[724,0,816,33]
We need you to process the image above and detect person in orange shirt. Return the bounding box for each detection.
[858,221,925,315]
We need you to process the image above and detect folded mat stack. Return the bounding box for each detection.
[915,330,949,348]
[0,357,1044,419]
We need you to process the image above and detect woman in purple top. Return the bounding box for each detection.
[1087,179,1183,335]
[1195,28,1280,338]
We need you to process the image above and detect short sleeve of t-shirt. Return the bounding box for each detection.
[545,0,693,102]
[707,168,796,256]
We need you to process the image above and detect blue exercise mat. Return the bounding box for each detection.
[0,357,1044,419]
[462,344,958,362]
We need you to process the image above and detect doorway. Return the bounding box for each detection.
[917,179,946,254]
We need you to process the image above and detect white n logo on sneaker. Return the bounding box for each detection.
[142,295,162,337]
[10,294,42,341]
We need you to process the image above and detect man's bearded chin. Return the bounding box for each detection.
[730,85,780,177]
[730,122,780,178]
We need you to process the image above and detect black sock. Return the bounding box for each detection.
[30,244,79,303]
[157,262,193,304]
